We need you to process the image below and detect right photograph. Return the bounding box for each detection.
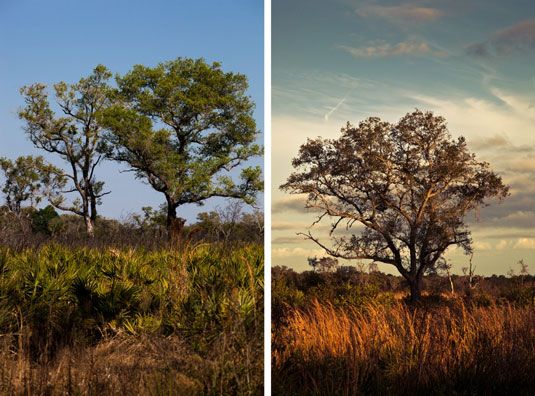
[271,1,535,395]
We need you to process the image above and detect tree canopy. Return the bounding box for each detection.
[281,110,509,301]
[99,58,262,241]
[0,155,64,214]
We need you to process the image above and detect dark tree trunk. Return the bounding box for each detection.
[408,275,423,302]
[166,203,186,245]
[90,194,97,223]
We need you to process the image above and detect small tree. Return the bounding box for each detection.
[519,259,529,286]
[368,262,379,273]
[205,202,244,243]
[0,155,65,214]
[282,110,509,301]
[436,257,455,294]
[19,65,113,237]
[462,253,480,295]
[99,58,262,242]
[129,206,167,237]
[308,256,339,272]
[31,205,61,235]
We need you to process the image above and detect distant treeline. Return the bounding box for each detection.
[273,264,535,325]
[0,202,263,250]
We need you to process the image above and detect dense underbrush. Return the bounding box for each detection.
[0,243,263,395]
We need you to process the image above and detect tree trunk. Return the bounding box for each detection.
[84,215,94,238]
[408,276,423,302]
[166,204,186,246]
[90,194,98,223]
[448,273,455,294]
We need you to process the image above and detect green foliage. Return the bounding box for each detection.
[179,245,263,345]
[132,205,167,228]
[99,58,263,227]
[0,156,64,213]
[0,243,263,394]
[0,244,262,359]
[18,66,113,234]
[30,205,60,235]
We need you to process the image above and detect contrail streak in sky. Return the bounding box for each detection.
[324,91,350,121]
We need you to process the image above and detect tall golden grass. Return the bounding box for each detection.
[273,299,535,395]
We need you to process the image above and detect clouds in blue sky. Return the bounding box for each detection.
[466,19,535,58]
[355,3,444,23]
[338,40,446,58]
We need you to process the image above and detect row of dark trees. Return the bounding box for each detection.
[273,263,535,313]
[1,58,262,241]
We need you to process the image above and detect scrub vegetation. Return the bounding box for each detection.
[0,242,263,395]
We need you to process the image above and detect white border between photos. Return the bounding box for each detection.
[264,0,272,393]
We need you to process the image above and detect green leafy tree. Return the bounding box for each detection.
[18,65,113,237]
[99,58,262,242]
[0,155,65,213]
[129,205,167,237]
[282,110,509,302]
[30,205,61,235]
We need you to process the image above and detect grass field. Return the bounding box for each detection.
[0,243,263,395]
[272,297,535,395]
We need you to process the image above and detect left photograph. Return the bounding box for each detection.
[0,1,264,394]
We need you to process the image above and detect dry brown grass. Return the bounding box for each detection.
[0,334,208,395]
[273,299,535,395]
[0,330,263,396]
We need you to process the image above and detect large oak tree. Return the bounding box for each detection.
[100,58,262,242]
[18,66,112,237]
[281,110,509,301]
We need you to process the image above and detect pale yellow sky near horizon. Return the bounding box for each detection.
[272,92,535,275]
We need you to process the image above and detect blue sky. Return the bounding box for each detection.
[0,0,263,222]
[272,0,535,275]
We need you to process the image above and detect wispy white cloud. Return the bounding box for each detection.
[272,247,326,259]
[356,4,444,23]
[466,19,535,58]
[514,238,535,249]
[272,236,304,245]
[272,195,322,214]
[338,40,447,58]
[496,240,509,250]
[473,241,492,250]
[469,133,534,153]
